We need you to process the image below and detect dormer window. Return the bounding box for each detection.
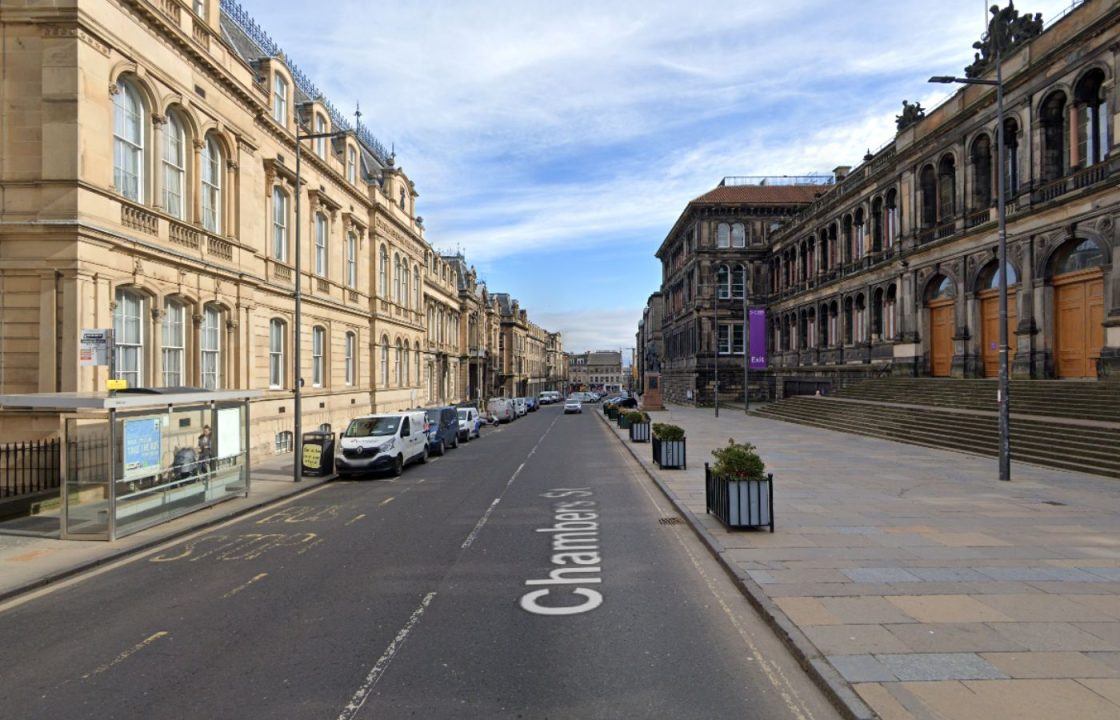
[193,1,207,19]
[314,113,327,157]
[347,146,358,184]
[272,74,288,126]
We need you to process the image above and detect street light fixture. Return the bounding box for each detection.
[292,127,350,482]
[929,47,1011,481]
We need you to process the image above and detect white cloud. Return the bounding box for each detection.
[532,308,644,355]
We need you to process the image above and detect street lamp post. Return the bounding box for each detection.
[292,127,349,482]
[743,288,750,414]
[930,46,1011,481]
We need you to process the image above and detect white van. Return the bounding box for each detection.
[336,411,427,477]
[487,397,515,424]
[513,397,528,417]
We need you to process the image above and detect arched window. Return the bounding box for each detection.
[161,299,185,386]
[314,113,328,157]
[841,215,853,262]
[971,134,992,209]
[415,344,421,384]
[716,223,730,249]
[828,301,839,346]
[402,265,410,309]
[884,285,898,339]
[731,265,746,299]
[201,135,222,233]
[870,198,884,253]
[347,146,358,184]
[928,275,956,301]
[346,233,357,288]
[731,223,746,248]
[872,288,884,339]
[113,80,145,201]
[378,246,389,297]
[1056,239,1104,275]
[919,165,937,228]
[113,289,145,387]
[980,261,1019,290]
[1075,70,1109,168]
[312,326,325,387]
[843,296,854,345]
[938,154,956,222]
[1003,118,1020,193]
[201,304,221,390]
[717,265,730,299]
[395,339,403,386]
[853,208,865,259]
[314,213,328,276]
[1040,91,1068,182]
[403,341,411,385]
[380,335,390,387]
[269,319,286,388]
[163,112,186,218]
[344,331,356,386]
[272,73,288,126]
[885,190,899,248]
[272,188,289,261]
[854,294,867,344]
[414,266,421,308]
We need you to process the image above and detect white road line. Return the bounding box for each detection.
[461,498,500,549]
[337,592,437,720]
[345,514,366,526]
[82,631,169,679]
[379,496,395,507]
[222,572,268,599]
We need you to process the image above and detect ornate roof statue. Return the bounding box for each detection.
[895,100,926,132]
[965,2,1044,78]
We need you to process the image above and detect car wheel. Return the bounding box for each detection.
[419,445,429,464]
[463,431,471,443]
[392,455,404,477]
[451,434,459,449]
[436,439,445,456]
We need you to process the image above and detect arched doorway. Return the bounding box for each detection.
[1052,239,1105,378]
[926,275,955,377]
[977,261,1018,378]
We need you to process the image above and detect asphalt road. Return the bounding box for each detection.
[0,406,840,720]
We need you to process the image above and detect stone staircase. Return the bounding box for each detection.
[753,378,1120,479]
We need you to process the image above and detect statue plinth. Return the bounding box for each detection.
[641,372,665,411]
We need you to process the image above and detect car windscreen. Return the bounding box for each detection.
[345,417,399,437]
[425,410,445,423]
[457,409,469,419]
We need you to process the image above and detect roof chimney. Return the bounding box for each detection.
[833,166,851,182]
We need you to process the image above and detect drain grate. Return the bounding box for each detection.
[658,516,684,526]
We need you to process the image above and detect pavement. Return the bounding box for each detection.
[599,402,1120,720]
[0,452,333,602]
[0,407,840,720]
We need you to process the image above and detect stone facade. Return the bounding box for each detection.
[567,351,624,393]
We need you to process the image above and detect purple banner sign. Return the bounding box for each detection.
[747,307,767,370]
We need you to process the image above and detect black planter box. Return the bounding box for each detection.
[652,436,686,469]
[618,415,632,430]
[629,422,650,442]
[705,463,773,531]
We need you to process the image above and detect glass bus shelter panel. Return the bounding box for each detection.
[62,417,112,540]
[113,403,248,539]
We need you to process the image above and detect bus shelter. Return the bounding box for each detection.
[0,389,260,541]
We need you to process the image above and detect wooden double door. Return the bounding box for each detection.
[1054,269,1104,378]
[928,299,954,377]
[980,289,1017,378]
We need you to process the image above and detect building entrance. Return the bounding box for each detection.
[1054,268,1104,378]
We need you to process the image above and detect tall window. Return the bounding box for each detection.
[163,113,185,218]
[1003,118,1020,193]
[393,254,402,303]
[114,289,144,387]
[113,80,144,201]
[718,324,744,354]
[415,347,421,386]
[312,326,325,387]
[379,246,388,297]
[731,265,746,299]
[380,336,389,386]
[731,223,746,248]
[201,305,221,390]
[938,155,956,222]
[716,223,730,248]
[347,147,358,184]
[1040,91,1068,182]
[272,74,288,126]
[414,267,421,308]
[395,340,403,386]
[314,114,327,157]
[346,233,357,288]
[885,190,899,248]
[201,136,222,233]
[344,331,355,385]
[919,165,937,228]
[1075,70,1109,167]
[402,267,410,309]
[273,188,288,261]
[269,319,285,388]
[717,265,730,299]
[162,299,185,386]
[403,342,411,385]
[971,134,992,209]
[314,214,328,276]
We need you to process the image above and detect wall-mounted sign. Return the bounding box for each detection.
[80,329,111,367]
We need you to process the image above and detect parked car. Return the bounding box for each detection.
[457,407,481,441]
[424,406,460,455]
[336,411,427,478]
[526,396,539,412]
[487,397,515,424]
[612,396,639,409]
[588,392,602,403]
[513,397,528,417]
[564,396,583,414]
[542,391,562,404]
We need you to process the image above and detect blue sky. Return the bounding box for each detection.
[238,0,1076,353]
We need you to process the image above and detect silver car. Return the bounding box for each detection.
[564,396,583,414]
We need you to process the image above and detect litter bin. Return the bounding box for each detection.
[301,431,335,477]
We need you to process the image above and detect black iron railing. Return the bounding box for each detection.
[0,438,61,499]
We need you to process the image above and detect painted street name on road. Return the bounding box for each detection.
[519,488,604,616]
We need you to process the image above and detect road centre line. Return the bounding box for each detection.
[223,572,268,599]
[379,496,395,507]
[336,591,437,720]
[345,514,366,526]
[461,498,500,549]
[81,631,169,680]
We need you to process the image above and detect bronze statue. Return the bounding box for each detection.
[896,100,926,132]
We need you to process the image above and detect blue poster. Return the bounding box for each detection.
[123,417,162,480]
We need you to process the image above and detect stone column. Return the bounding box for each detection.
[38,271,58,393]
[1013,239,1038,378]
[151,114,166,211]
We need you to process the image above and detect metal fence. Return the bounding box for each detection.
[0,439,61,499]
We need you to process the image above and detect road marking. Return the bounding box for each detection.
[461,498,500,549]
[345,513,366,526]
[617,442,816,720]
[379,496,395,507]
[223,572,268,598]
[337,591,437,720]
[82,631,169,679]
[256,505,342,525]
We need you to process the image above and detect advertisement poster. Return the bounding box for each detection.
[216,407,242,459]
[748,307,768,370]
[123,417,162,480]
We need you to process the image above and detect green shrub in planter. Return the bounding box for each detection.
[652,423,685,442]
[711,438,766,480]
[706,439,772,531]
[624,410,648,423]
